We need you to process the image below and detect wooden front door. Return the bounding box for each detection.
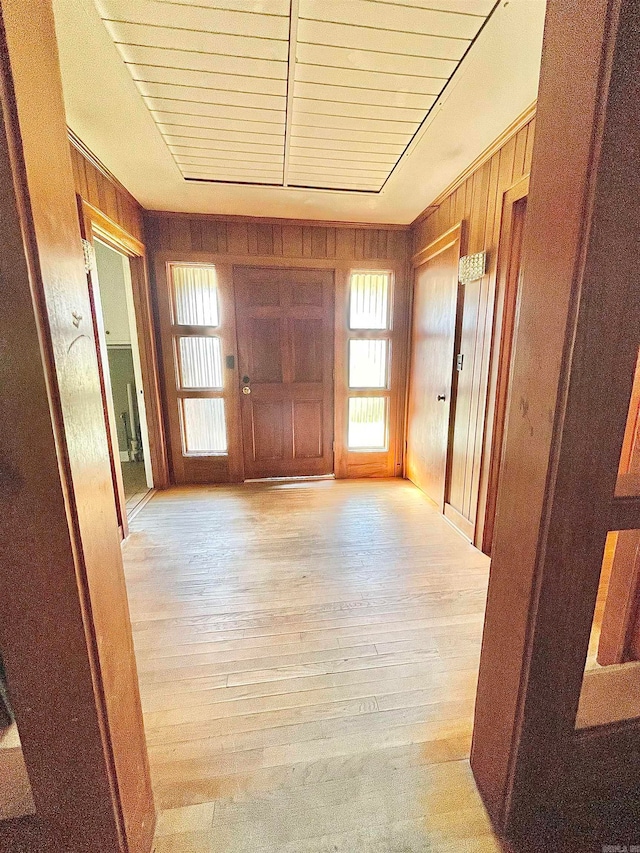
[234,266,334,479]
[406,225,461,507]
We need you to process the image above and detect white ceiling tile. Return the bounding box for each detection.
[155,114,286,135]
[371,0,495,15]
[182,160,283,172]
[183,172,283,181]
[295,42,456,78]
[154,0,291,14]
[292,111,415,134]
[290,151,398,165]
[97,0,290,40]
[149,99,285,124]
[290,177,381,189]
[291,138,404,154]
[288,169,389,183]
[122,46,288,79]
[163,128,285,143]
[176,151,284,166]
[103,20,289,62]
[296,19,469,61]
[300,0,483,39]
[170,141,284,155]
[294,97,427,123]
[295,62,446,94]
[294,80,437,109]
[292,124,411,143]
[138,82,285,111]
[130,66,288,96]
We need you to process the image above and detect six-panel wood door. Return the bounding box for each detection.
[234,266,335,479]
[406,225,462,507]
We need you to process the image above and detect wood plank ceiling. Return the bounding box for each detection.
[95,0,497,192]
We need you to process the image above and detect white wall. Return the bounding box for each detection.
[94,239,130,344]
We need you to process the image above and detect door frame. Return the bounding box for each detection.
[153,250,410,484]
[406,222,465,511]
[78,199,169,533]
[479,174,530,554]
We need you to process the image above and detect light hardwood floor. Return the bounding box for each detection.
[123,478,500,853]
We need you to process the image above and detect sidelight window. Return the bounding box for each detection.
[346,271,392,451]
[168,264,228,456]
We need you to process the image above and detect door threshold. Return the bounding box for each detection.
[244,474,336,484]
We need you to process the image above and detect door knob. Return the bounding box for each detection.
[437,394,446,401]
[242,386,251,395]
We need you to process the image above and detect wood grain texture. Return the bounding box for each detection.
[147,215,410,483]
[473,0,640,837]
[121,479,501,853]
[480,179,529,556]
[0,0,154,849]
[69,134,144,243]
[145,214,408,263]
[406,225,462,509]
[72,158,170,492]
[412,114,535,550]
[235,267,334,478]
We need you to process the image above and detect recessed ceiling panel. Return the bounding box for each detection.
[94,0,497,192]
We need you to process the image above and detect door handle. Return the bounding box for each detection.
[241,375,251,395]
[437,394,446,401]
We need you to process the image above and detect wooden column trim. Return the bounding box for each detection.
[472,0,640,836]
[0,0,155,848]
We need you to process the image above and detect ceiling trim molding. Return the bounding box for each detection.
[67,127,142,210]
[411,99,537,228]
[143,209,410,231]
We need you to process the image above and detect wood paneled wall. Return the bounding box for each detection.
[145,212,410,483]
[145,213,408,264]
[410,106,536,549]
[69,134,144,243]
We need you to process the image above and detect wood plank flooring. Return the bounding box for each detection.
[123,478,498,852]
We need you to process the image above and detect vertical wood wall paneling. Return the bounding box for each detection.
[145,213,410,483]
[411,109,536,550]
[69,140,144,243]
[69,138,170,489]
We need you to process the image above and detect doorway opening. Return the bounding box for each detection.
[0,654,34,823]
[93,240,153,517]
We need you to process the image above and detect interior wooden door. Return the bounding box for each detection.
[235,266,334,479]
[406,225,462,507]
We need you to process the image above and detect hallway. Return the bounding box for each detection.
[123,479,497,852]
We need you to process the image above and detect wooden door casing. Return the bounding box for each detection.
[77,200,129,539]
[482,179,529,555]
[235,266,335,479]
[406,224,463,509]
